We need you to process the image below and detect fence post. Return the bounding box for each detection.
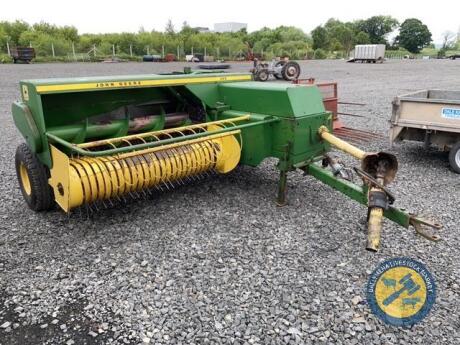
[51,43,55,58]
[72,42,76,60]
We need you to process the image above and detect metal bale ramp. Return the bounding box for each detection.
[333,126,384,145]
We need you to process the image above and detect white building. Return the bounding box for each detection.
[214,22,247,33]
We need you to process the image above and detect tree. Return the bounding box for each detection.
[33,22,59,36]
[321,19,356,52]
[441,31,456,50]
[276,26,307,42]
[0,20,30,45]
[180,22,198,52]
[330,22,355,54]
[165,19,175,35]
[356,16,399,44]
[355,31,370,45]
[311,26,329,50]
[59,26,79,42]
[0,27,7,49]
[396,18,432,54]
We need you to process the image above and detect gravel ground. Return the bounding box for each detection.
[0,60,459,345]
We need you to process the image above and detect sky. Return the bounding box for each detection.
[1,0,459,43]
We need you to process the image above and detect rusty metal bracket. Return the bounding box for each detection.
[353,167,395,204]
[409,215,442,242]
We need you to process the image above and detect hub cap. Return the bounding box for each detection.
[287,66,297,76]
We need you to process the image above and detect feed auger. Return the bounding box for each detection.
[12,71,440,251]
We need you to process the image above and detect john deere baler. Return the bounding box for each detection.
[12,72,440,251]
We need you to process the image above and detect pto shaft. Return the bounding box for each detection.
[366,184,385,251]
[318,126,366,160]
[318,126,394,251]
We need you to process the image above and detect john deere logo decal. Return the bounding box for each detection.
[367,258,436,326]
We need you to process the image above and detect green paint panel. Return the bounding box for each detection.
[217,82,331,168]
[218,82,325,117]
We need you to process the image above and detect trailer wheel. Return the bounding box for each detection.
[448,142,460,174]
[15,143,54,211]
[281,61,301,81]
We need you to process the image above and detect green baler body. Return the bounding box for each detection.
[12,72,331,170]
[11,71,426,237]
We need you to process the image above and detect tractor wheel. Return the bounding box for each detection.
[274,60,285,80]
[448,142,460,174]
[281,61,301,81]
[274,61,285,80]
[256,69,269,82]
[15,143,54,211]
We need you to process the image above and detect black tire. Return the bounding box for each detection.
[256,69,269,82]
[281,61,301,81]
[448,142,460,174]
[15,143,54,211]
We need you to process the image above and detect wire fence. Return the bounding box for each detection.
[2,42,446,62]
[1,41,319,62]
[384,51,436,59]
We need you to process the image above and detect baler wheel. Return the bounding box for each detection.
[15,143,54,211]
[281,61,301,81]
